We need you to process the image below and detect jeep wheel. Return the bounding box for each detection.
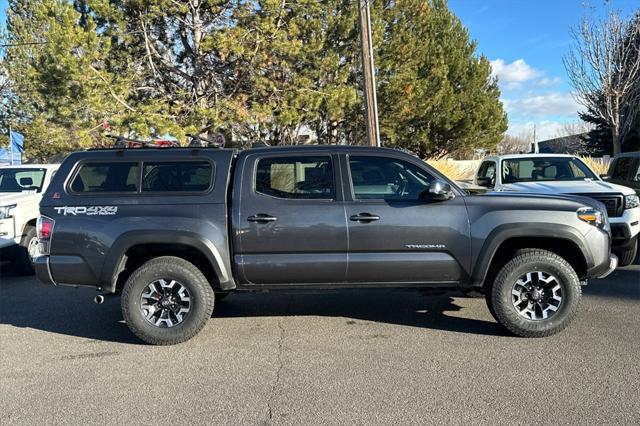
[14,227,38,275]
[614,236,637,267]
[122,256,214,345]
[489,249,581,338]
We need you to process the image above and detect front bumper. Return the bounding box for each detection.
[609,207,640,247]
[596,254,618,279]
[0,218,20,249]
[34,256,56,286]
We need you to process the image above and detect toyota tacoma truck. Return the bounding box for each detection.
[474,154,640,266]
[35,146,617,345]
[0,164,59,274]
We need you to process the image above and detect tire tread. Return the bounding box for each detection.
[121,256,214,345]
[490,249,581,338]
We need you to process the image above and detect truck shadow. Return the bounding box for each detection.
[0,262,139,344]
[0,271,507,343]
[1,260,636,344]
[582,267,640,300]
[214,290,510,337]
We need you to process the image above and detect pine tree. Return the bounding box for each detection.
[376,0,507,158]
[4,0,508,158]
[4,0,134,160]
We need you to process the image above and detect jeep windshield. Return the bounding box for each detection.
[501,157,597,183]
[0,168,46,193]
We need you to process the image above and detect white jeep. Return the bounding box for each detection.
[474,154,640,266]
[0,164,60,274]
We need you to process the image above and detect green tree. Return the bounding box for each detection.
[376,0,507,158]
[4,0,134,160]
[4,0,507,159]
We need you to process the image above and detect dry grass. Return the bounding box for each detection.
[426,159,476,181]
[580,157,610,176]
[427,156,611,182]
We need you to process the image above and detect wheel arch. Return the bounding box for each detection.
[99,231,233,293]
[21,218,37,235]
[472,223,591,287]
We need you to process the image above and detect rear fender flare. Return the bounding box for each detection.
[99,230,229,293]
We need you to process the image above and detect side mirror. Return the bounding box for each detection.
[427,180,455,202]
[476,177,493,188]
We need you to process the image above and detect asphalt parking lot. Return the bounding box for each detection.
[1,263,639,425]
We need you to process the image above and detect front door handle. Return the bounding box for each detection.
[350,213,380,222]
[247,214,278,223]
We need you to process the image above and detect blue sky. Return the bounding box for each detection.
[1,0,638,140]
[449,0,639,139]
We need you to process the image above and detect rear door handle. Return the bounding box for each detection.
[247,214,277,223]
[350,213,380,222]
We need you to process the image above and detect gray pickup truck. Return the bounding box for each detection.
[35,145,617,344]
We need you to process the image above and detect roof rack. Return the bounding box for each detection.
[186,134,224,148]
[104,135,180,149]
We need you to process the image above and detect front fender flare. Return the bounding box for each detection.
[471,223,591,286]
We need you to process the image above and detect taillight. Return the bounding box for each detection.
[37,215,55,254]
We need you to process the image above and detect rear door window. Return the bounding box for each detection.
[70,162,139,193]
[142,161,213,192]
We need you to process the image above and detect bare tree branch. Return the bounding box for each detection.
[564,11,640,154]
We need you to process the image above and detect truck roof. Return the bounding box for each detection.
[483,153,580,161]
[73,144,419,158]
[0,164,60,169]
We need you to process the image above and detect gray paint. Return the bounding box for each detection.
[37,145,613,293]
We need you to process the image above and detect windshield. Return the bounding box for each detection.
[0,168,47,193]
[502,157,597,183]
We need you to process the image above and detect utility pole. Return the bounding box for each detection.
[358,0,380,147]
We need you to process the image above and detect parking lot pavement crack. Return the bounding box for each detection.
[265,318,286,425]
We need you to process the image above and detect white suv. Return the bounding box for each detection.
[0,164,60,274]
[474,154,640,266]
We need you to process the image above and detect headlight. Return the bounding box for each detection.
[577,207,605,228]
[624,194,639,209]
[0,204,17,219]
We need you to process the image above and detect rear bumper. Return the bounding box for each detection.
[34,256,56,286]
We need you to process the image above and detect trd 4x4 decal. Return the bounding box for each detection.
[54,206,118,216]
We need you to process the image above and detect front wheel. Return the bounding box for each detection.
[614,236,637,267]
[121,256,215,345]
[488,249,581,338]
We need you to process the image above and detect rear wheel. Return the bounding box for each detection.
[14,227,38,275]
[488,249,581,337]
[121,256,214,345]
[614,236,637,267]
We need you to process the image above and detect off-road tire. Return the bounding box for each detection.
[121,256,214,345]
[614,237,637,267]
[489,249,581,338]
[14,227,37,275]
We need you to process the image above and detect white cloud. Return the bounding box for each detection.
[490,59,543,88]
[536,76,563,87]
[502,92,579,117]
[507,121,567,141]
